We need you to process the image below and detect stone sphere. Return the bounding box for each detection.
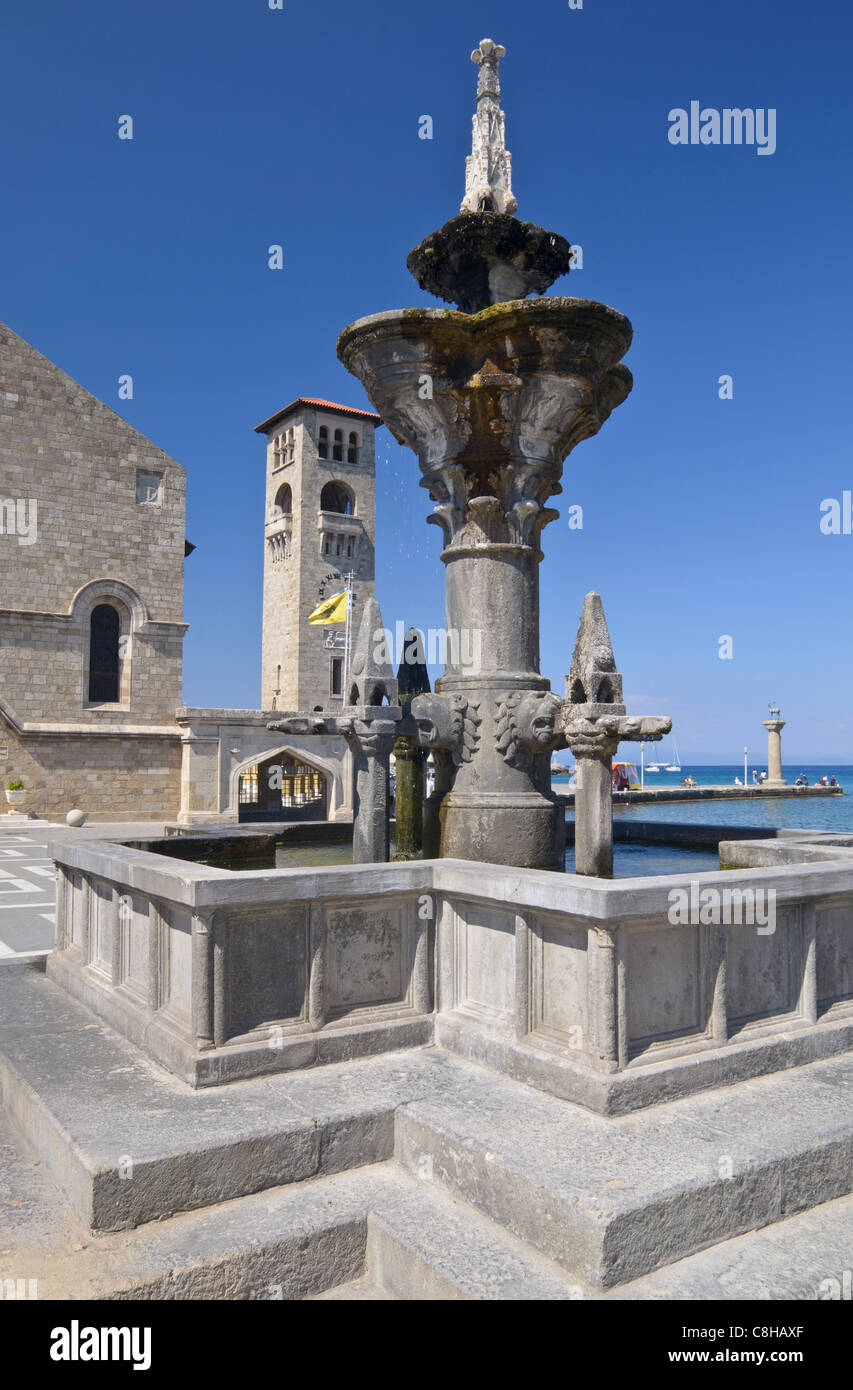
[66,809,87,828]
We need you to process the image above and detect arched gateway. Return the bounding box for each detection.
[237,748,330,822]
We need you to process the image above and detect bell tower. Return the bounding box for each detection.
[254,397,380,712]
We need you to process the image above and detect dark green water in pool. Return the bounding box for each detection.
[216,841,720,877]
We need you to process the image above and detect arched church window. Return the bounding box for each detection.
[89,604,121,703]
[274,482,292,515]
[333,429,343,462]
[318,426,329,460]
[347,432,359,464]
[320,482,354,515]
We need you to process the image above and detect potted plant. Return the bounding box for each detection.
[5,779,26,807]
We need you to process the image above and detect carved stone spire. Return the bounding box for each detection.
[560,592,672,877]
[346,596,398,709]
[566,592,625,712]
[461,38,518,216]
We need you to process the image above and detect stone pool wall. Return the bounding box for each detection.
[44,836,853,1113]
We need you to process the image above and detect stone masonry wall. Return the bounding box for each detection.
[0,720,181,822]
[0,321,186,727]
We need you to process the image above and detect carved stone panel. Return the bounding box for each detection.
[158,905,193,1028]
[529,911,588,1053]
[451,898,515,1030]
[225,906,309,1040]
[727,905,800,1029]
[816,901,853,1012]
[627,920,703,1051]
[325,898,410,1019]
[119,892,149,1002]
[88,878,114,979]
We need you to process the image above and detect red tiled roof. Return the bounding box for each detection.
[254,397,382,433]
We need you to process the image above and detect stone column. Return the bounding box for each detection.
[762,718,786,786]
[565,731,619,878]
[395,628,431,857]
[422,750,453,859]
[393,738,423,856]
[338,254,634,870]
[438,521,565,869]
[347,720,397,864]
[560,594,671,879]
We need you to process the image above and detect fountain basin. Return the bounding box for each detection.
[338,298,633,498]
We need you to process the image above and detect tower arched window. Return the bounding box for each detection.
[274,482,292,515]
[347,431,359,464]
[320,482,354,515]
[333,429,343,462]
[318,426,329,460]
[89,604,121,703]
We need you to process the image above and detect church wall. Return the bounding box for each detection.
[0,720,182,822]
[0,608,184,725]
[0,321,187,731]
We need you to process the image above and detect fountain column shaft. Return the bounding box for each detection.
[442,544,540,677]
[573,755,615,878]
[352,749,391,863]
[435,537,563,869]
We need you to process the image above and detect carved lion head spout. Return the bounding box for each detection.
[410,693,465,752]
[410,693,481,765]
[495,690,564,766]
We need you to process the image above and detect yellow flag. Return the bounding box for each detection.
[308,589,348,625]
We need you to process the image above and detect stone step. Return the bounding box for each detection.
[6,1085,853,1302]
[317,1175,853,1302]
[364,1178,583,1300]
[394,1049,853,1288]
[0,965,460,1232]
[0,1097,399,1299]
[310,1276,393,1300]
[609,1190,853,1300]
[1,1091,576,1300]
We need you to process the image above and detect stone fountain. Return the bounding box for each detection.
[334,37,669,871]
[10,40,852,1306]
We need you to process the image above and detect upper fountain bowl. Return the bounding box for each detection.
[407,212,573,315]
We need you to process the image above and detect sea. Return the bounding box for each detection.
[554,764,853,876]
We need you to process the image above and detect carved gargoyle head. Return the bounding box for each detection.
[495,690,564,767]
[410,692,465,752]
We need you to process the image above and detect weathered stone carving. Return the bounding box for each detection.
[462,38,517,217]
[336,44,635,870]
[394,630,431,857]
[406,41,573,314]
[411,692,480,766]
[560,593,671,877]
[494,690,563,769]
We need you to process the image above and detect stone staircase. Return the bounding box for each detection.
[1,964,852,1301]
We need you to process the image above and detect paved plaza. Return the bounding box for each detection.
[0,825,56,961]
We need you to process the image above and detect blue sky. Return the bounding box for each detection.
[2,0,852,762]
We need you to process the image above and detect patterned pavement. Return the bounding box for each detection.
[0,827,56,960]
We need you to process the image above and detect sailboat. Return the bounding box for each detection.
[645,752,663,772]
[664,739,681,773]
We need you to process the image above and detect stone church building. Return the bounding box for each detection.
[0,320,379,824]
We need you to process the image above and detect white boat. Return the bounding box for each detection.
[664,738,681,773]
[644,760,662,772]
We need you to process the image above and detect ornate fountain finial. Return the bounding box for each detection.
[407,37,570,311]
[461,38,518,216]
